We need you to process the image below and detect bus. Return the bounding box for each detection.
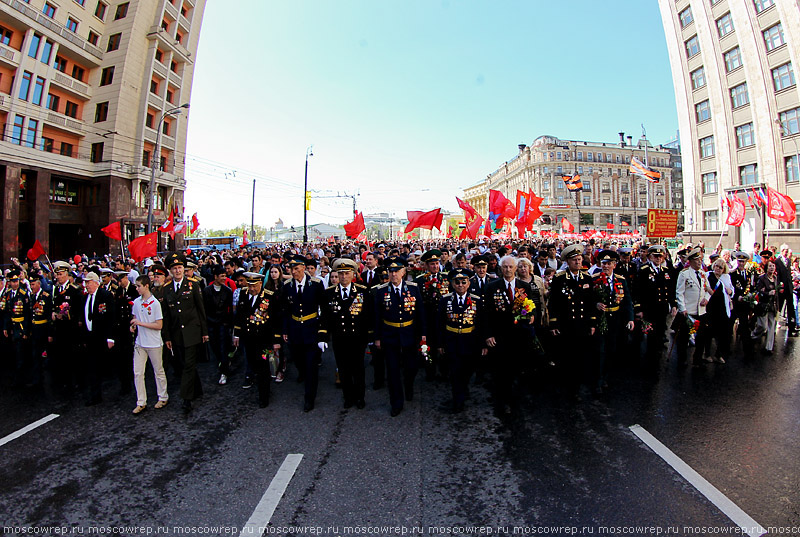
[185,236,240,251]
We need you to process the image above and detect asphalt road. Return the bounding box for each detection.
[1,326,799,536]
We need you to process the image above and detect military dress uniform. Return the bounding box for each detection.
[674,249,712,365]
[81,273,116,405]
[547,245,596,396]
[281,255,327,412]
[3,273,31,386]
[51,262,86,394]
[415,249,449,380]
[320,259,373,409]
[730,252,757,353]
[28,277,53,388]
[373,257,426,416]
[437,268,484,412]
[234,273,281,408]
[635,246,676,362]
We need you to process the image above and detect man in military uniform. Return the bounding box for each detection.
[415,249,449,380]
[730,251,756,354]
[161,252,208,413]
[591,250,633,394]
[320,258,373,409]
[373,257,426,417]
[635,244,677,363]
[233,272,281,408]
[28,273,52,389]
[547,245,596,399]
[674,247,711,365]
[3,270,31,387]
[80,271,116,406]
[469,255,493,297]
[203,265,234,385]
[149,264,169,303]
[281,255,327,412]
[50,261,84,395]
[615,248,637,292]
[484,256,535,413]
[100,268,119,295]
[438,268,485,413]
[368,265,390,390]
[186,260,206,290]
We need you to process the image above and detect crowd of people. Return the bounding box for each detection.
[1,236,798,416]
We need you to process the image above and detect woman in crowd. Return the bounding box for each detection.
[704,258,735,363]
[752,260,780,355]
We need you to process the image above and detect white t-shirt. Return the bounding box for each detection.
[132,295,163,348]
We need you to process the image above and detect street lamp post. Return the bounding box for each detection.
[147,103,190,234]
[303,145,313,245]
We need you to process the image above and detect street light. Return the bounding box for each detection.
[303,145,313,244]
[147,103,190,234]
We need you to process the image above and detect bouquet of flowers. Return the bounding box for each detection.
[686,314,701,345]
[640,319,653,335]
[740,292,757,309]
[512,291,535,325]
[594,274,623,335]
[420,343,432,365]
[58,302,71,320]
[262,349,279,377]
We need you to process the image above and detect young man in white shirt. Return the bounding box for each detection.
[130,275,168,414]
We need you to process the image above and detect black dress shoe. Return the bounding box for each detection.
[356,400,365,409]
[303,402,314,412]
[390,407,402,417]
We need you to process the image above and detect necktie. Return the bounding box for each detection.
[342,287,348,300]
[507,282,513,302]
[459,296,464,307]
[297,283,303,295]
[368,271,373,284]
[252,295,257,308]
[88,294,94,321]
[394,287,401,299]
[695,271,702,285]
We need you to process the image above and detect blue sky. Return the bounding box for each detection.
[184,0,678,231]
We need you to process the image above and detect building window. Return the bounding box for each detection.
[100,66,114,86]
[779,108,800,136]
[679,7,693,28]
[64,101,78,118]
[730,83,749,108]
[95,101,108,122]
[162,120,170,136]
[583,179,591,191]
[0,25,13,46]
[754,0,775,13]
[764,23,785,52]
[740,164,758,185]
[601,182,610,193]
[107,33,121,51]
[90,142,104,163]
[42,3,56,18]
[724,47,742,72]
[695,100,711,122]
[142,150,151,167]
[700,136,715,158]
[772,63,795,91]
[95,1,107,19]
[786,155,799,183]
[557,178,564,190]
[54,56,67,73]
[75,0,85,5]
[543,180,550,191]
[60,142,73,157]
[28,33,42,58]
[576,151,583,160]
[71,65,85,82]
[587,152,593,162]
[46,93,59,111]
[736,123,755,148]
[166,89,174,103]
[114,2,129,20]
[716,13,734,36]
[175,31,184,44]
[582,195,591,206]
[42,137,53,152]
[150,79,159,94]
[161,19,170,32]
[703,210,719,231]
[691,67,706,90]
[11,114,23,144]
[88,31,99,46]
[557,196,565,205]
[155,49,164,63]
[32,76,44,106]
[622,197,629,207]
[25,119,37,148]
[146,112,154,128]
[18,71,32,100]
[66,18,78,33]
[41,40,53,64]
[621,183,629,193]
[602,198,611,207]
[685,36,700,58]
[702,172,717,194]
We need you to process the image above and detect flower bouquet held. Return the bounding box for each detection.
[512,290,535,325]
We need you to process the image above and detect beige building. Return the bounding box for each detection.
[464,135,677,235]
[0,0,205,262]
[658,0,800,249]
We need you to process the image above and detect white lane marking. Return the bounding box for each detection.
[630,424,765,537]
[0,414,60,447]
[240,453,303,536]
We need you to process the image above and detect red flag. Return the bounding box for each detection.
[405,208,443,233]
[621,221,630,226]
[101,221,122,241]
[527,191,544,224]
[767,187,796,223]
[458,228,468,240]
[456,197,479,219]
[725,195,746,226]
[488,190,516,228]
[159,210,174,235]
[344,211,366,238]
[561,217,575,233]
[242,229,249,245]
[175,220,189,234]
[606,222,614,229]
[190,213,200,234]
[27,239,46,261]
[128,232,158,262]
[456,197,483,239]
[752,187,762,208]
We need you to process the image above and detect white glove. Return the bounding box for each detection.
[318,342,328,352]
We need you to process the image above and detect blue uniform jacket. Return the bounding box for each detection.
[281,276,326,344]
[373,281,425,347]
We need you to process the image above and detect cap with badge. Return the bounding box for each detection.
[28,272,42,282]
[185,260,198,269]
[385,256,407,271]
[618,247,633,256]
[165,252,186,269]
[150,264,169,276]
[676,248,689,257]
[734,251,751,261]
[561,244,583,260]
[7,269,20,281]
[53,260,72,273]
[333,258,358,272]
[287,254,307,267]
[448,267,473,282]
[114,270,130,279]
[420,250,441,263]
[471,254,488,266]
[597,250,619,263]
[686,247,703,261]
[243,272,263,285]
[647,245,666,255]
[99,267,114,277]
[760,249,773,258]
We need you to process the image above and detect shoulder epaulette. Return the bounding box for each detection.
[442,292,453,298]
[283,279,293,286]
[42,291,50,297]
[469,293,480,300]
[354,283,366,290]
[376,282,389,289]
[262,289,275,296]
[310,277,322,284]
[554,270,567,278]
[407,281,418,286]
[19,289,27,295]
[326,285,337,290]
[613,274,625,281]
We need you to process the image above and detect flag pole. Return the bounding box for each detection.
[43,253,54,275]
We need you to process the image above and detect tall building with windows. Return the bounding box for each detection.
[658,0,800,249]
[0,0,205,262]
[463,135,676,235]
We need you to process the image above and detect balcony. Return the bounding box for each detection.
[51,72,91,99]
[168,69,182,86]
[44,110,84,134]
[164,1,179,19]
[152,60,168,79]
[146,26,192,63]
[0,43,17,66]
[179,14,191,29]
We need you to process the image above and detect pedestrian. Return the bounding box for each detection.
[674,248,711,366]
[50,261,85,395]
[415,249,449,381]
[3,270,31,387]
[130,275,168,414]
[28,273,52,389]
[80,271,115,406]
[704,258,735,363]
[752,259,780,355]
[730,251,756,355]
[635,245,676,364]
[203,266,234,385]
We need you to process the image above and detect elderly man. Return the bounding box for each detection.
[635,245,677,363]
[674,248,711,366]
[484,255,534,414]
[81,272,115,406]
[730,251,756,354]
[415,249,449,381]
